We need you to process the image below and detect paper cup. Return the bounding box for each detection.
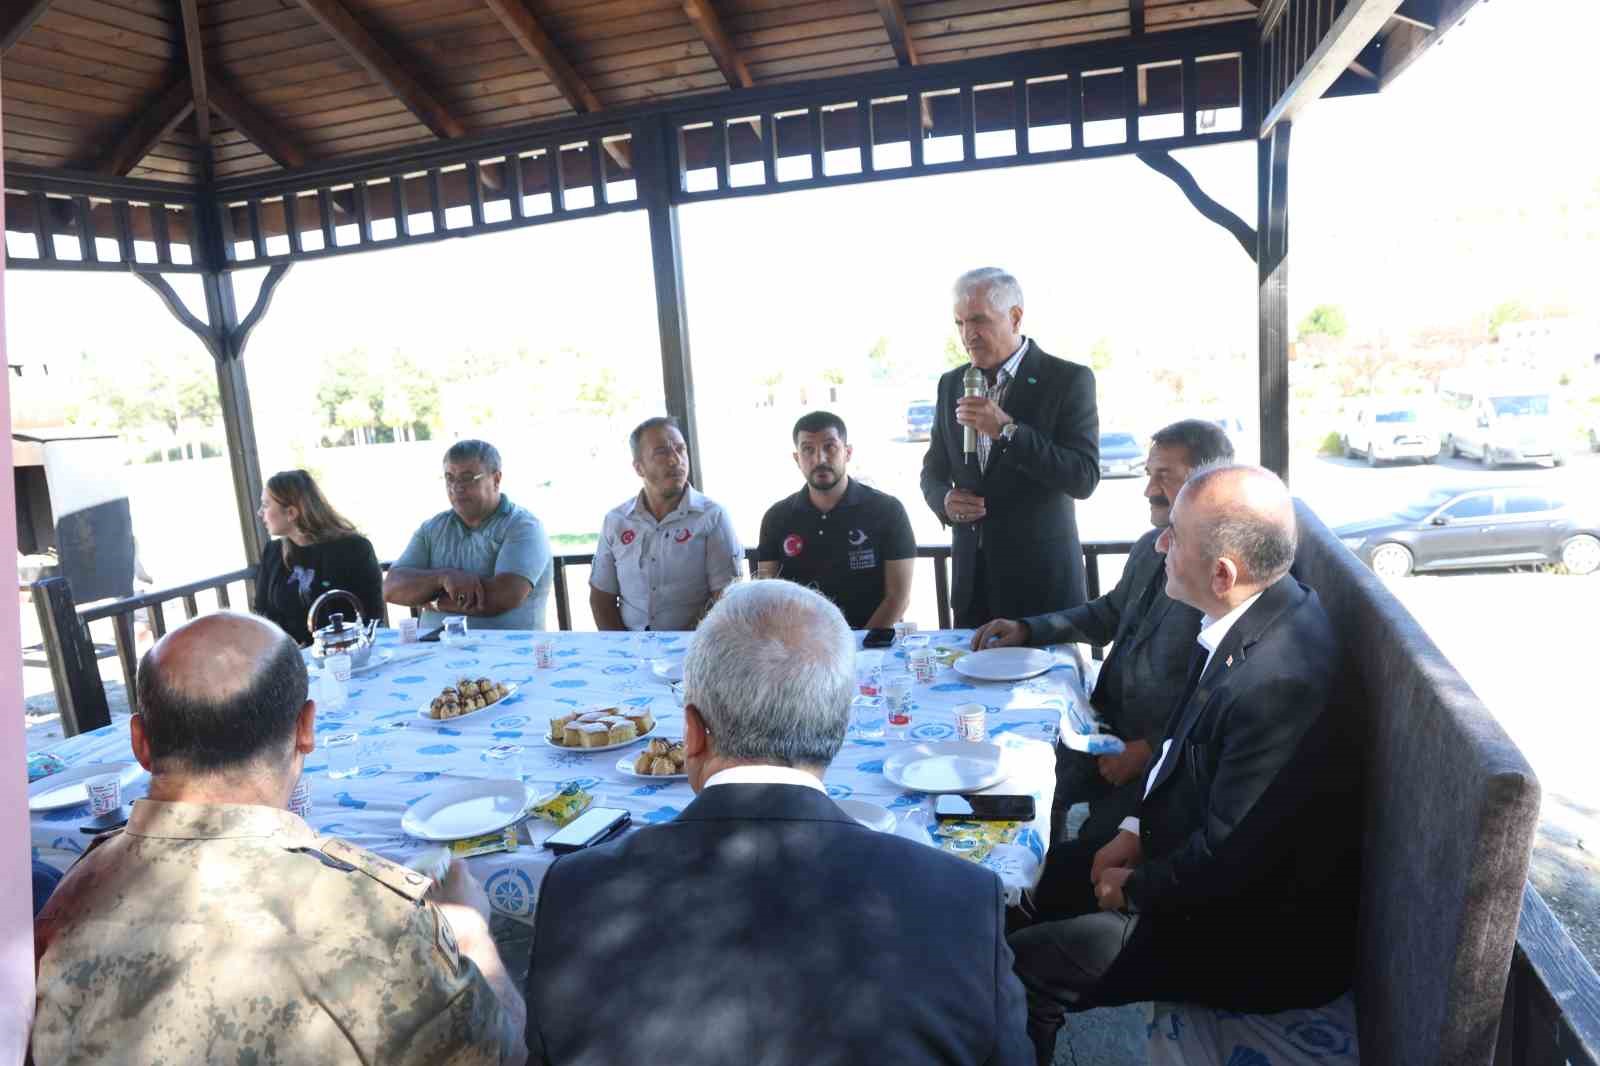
[289,777,313,820]
[398,617,419,644]
[954,703,988,742]
[326,652,353,683]
[535,639,556,669]
[84,772,122,816]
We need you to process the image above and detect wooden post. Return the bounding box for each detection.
[31,578,113,737]
[637,114,705,492]
[1,98,43,1053]
[1257,121,1292,482]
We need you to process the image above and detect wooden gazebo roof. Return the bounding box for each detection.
[2,0,1266,184]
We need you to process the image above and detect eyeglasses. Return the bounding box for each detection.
[443,472,488,489]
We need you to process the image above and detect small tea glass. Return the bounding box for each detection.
[442,616,469,645]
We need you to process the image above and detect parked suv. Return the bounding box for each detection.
[905,401,936,441]
[1341,402,1438,466]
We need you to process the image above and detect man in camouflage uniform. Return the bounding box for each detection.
[32,612,528,1065]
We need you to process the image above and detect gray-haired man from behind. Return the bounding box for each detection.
[524,580,1033,1066]
[974,419,1234,851]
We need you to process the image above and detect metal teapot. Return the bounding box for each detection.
[307,589,378,668]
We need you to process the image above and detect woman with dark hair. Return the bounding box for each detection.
[253,470,384,645]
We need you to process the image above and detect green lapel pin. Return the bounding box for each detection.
[1027,376,1037,384]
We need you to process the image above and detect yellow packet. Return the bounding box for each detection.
[447,825,518,859]
[934,820,1023,847]
[530,783,594,827]
[940,836,994,863]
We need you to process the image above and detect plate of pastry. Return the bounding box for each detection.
[418,677,517,721]
[543,706,658,751]
[615,738,687,779]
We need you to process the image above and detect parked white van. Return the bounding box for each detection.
[1341,401,1439,466]
[1438,373,1567,468]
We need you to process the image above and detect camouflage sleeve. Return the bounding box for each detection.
[384,902,518,1066]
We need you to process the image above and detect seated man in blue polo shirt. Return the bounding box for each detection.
[384,439,553,630]
[757,411,915,629]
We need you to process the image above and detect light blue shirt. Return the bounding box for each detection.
[394,494,552,630]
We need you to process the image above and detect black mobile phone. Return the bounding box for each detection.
[862,628,896,649]
[78,808,130,834]
[544,807,631,853]
[934,794,1036,823]
[418,625,444,643]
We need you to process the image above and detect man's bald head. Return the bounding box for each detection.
[1178,464,1298,586]
[136,612,310,773]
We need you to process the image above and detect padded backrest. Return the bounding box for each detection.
[1291,500,1540,1066]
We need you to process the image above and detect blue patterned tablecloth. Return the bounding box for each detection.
[30,629,1085,922]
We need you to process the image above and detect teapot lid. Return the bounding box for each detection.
[315,612,362,646]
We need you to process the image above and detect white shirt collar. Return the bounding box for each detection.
[703,765,827,793]
[1196,589,1265,672]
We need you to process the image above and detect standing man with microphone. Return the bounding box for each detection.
[920,268,1100,628]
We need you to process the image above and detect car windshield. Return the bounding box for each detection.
[1491,394,1550,417]
[1375,410,1418,423]
[908,404,934,417]
[1101,433,1138,447]
[1393,489,1460,522]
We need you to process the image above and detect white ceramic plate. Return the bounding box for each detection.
[401,778,534,842]
[835,798,896,833]
[952,647,1057,683]
[650,658,684,683]
[613,748,687,780]
[415,683,519,722]
[541,717,658,753]
[349,650,395,676]
[28,762,146,812]
[882,742,1007,795]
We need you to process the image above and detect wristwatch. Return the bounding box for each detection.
[999,421,1019,443]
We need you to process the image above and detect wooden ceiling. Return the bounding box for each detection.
[0,0,1258,186]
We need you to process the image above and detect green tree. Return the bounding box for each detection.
[1488,299,1529,339]
[1297,304,1347,341]
[943,336,968,369]
[1088,337,1114,372]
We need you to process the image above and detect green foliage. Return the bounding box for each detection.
[1317,430,1344,456]
[1088,338,1114,372]
[1488,299,1529,338]
[1297,304,1347,341]
[943,336,968,369]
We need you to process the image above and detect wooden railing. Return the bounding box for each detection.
[27,541,1138,737]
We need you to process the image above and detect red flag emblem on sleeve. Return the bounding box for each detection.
[675,528,693,544]
[783,534,805,557]
[620,529,636,545]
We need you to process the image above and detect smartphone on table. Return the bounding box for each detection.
[934,794,1036,823]
[543,807,631,853]
[862,628,896,649]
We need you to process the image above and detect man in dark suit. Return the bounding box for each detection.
[524,580,1033,1066]
[972,419,1235,849]
[920,268,1100,627]
[1007,466,1360,1065]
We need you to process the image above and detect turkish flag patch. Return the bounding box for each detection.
[620,529,636,545]
[674,528,693,543]
[783,533,805,557]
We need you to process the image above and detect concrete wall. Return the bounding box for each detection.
[1,97,39,1064]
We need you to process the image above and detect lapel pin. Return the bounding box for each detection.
[1225,655,1234,668]
[1027,376,1037,384]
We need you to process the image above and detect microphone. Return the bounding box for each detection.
[962,364,984,463]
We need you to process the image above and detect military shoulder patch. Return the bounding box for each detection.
[319,837,432,903]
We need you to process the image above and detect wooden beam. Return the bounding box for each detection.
[178,0,211,151]
[0,0,51,53]
[292,0,464,139]
[480,0,602,113]
[99,77,196,177]
[1139,150,1255,261]
[875,0,918,66]
[208,75,308,170]
[1130,0,1145,35]
[1261,0,1403,135]
[1377,0,1475,88]
[681,0,751,89]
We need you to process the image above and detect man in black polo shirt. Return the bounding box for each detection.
[757,412,915,629]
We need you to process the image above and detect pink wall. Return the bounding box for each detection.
[0,83,39,1063]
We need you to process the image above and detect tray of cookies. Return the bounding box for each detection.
[417,677,517,721]
[542,705,657,752]
[615,737,687,779]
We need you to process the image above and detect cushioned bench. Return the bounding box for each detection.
[1149,500,1541,1065]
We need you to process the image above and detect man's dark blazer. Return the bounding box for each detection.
[1025,526,1201,754]
[919,341,1099,625]
[1024,526,1203,840]
[526,783,1033,1066]
[1032,574,1362,1012]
